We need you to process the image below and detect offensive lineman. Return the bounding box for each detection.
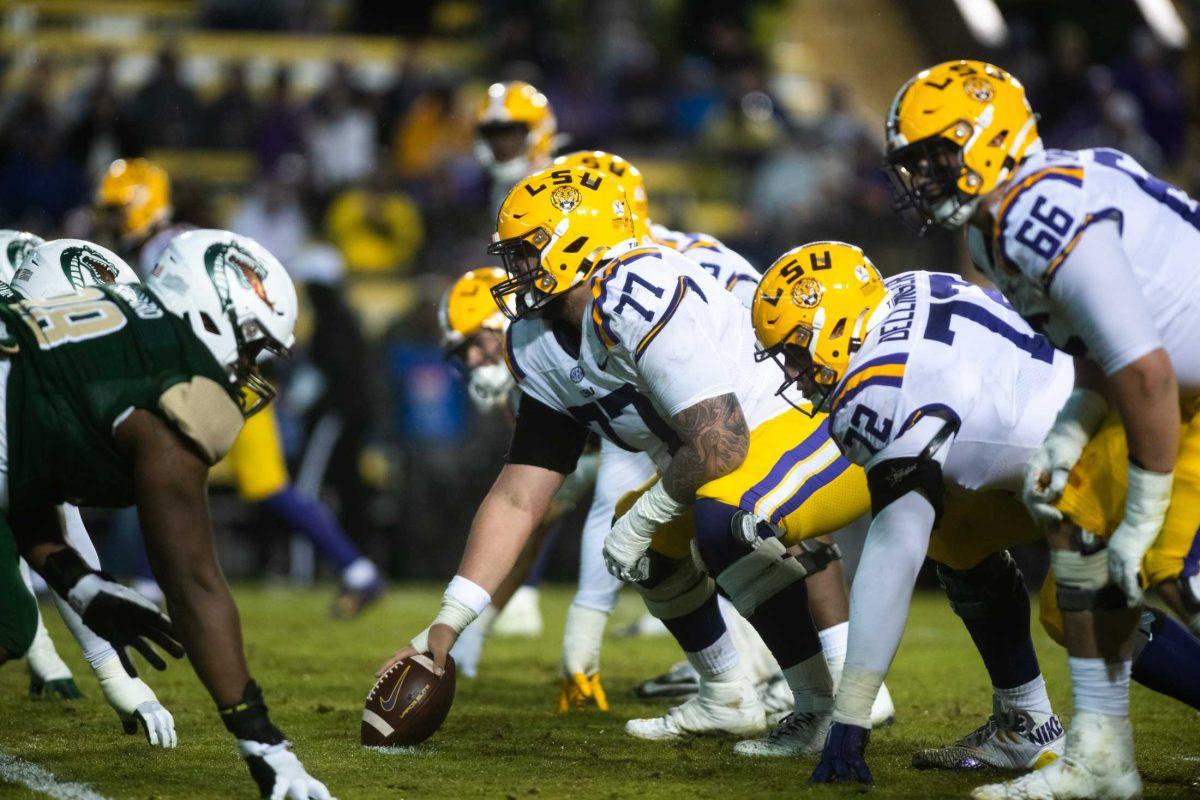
[3,228,331,798]
[884,59,1200,798]
[382,165,874,746]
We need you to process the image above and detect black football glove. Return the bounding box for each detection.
[811,722,873,784]
[41,549,183,677]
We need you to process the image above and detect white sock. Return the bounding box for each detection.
[341,557,378,590]
[995,674,1052,715]
[819,622,848,684]
[1069,656,1131,717]
[783,653,834,713]
[686,630,740,681]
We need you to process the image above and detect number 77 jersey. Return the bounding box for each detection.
[827,271,1074,492]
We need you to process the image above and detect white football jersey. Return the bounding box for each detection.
[972,147,1200,390]
[650,223,760,308]
[828,271,1073,492]
[505,243,788,470]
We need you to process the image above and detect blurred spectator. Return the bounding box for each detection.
[391,83,471,180]
[205,62,259,149]
[325,177,424,273]
[255,67,306,172]
[1113,30,1185,165]
[1072,87,1164,173]
[0,134,87,226]
[132,48,199,148]
[307,62,377,192]
[65,55,143,178]
[229,154,311,266]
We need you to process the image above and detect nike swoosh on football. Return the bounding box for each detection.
[379,665,410,712]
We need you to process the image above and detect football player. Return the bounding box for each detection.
[383,165,880,747]
[0,235,179,745]
[3,228,330,798]
[884,60,1200,799]
[476,80,561,217]
[95,158,383,617]
[546,150,894,721]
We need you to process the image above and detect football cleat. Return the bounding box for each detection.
[734,710,832,757]
[760,674,794,725]
[330,575,385,620]
[625,676,765,741]
[971,713,1141,800]
[914,707,1064,771]
[491,586,543,637]
[633,660,700,699]
[558,673,608,713]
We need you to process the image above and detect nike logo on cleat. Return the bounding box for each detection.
[1023,716,1063,746]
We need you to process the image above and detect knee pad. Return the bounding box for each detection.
[936,550,1026,621]
[1051,540,1127,612]
[633,552,714,621]
[715,530,809,618]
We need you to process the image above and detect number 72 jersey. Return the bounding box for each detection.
[828,271,1073,492]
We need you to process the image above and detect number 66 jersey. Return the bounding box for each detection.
[828,271,1074,493]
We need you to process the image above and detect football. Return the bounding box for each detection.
[361,653,456,747]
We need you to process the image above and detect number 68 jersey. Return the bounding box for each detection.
[828,271,1073,491]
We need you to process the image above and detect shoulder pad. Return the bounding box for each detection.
[993,155,1090,287]
[589,247,708,359]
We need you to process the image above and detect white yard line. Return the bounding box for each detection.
[0,752,111,800]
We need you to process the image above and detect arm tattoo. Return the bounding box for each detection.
[662,392,750,504]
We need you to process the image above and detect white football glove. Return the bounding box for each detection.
[1108,463,1173,606]
[562,603,607,677]
[95,656,177,748]
[236,740,333,800]
[603,480,683,583]
[1022,389,1108,524]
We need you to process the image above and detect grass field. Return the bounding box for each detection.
[0,585,1196,799]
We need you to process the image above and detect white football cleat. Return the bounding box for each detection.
[634,659,700,699]
[871,681,897,727]
[625,675,765,741]
[971,712,1141,800]
[914,706,1064,771]
[734,710,832,757]
[491,586,543,638]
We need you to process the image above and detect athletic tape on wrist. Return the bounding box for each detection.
[832,665,886,729]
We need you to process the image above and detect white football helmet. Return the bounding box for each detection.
[0,230,45,283]
[12,239,138,298]
[147,229,297,417]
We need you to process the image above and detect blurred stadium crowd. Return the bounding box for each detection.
[0,0,1194,581]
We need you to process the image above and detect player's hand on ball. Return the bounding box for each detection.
[378,623,456,678]
[236,739,333,800]
[811,723,873,785]
[557,673,608,713]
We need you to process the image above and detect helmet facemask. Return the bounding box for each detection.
[489,221,602,322]
[756,323,840,417]
[885,134,982,235]
[230,317,290,417]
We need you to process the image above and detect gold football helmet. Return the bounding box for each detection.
[753,241,887,414]
[475,81,557,177]
[885,60,1040,233]
[552,151,649,238]
[95,158,172,245]
[438,267,511,353]
[489,165,637,320]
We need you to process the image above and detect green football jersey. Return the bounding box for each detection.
[1,284,244,514]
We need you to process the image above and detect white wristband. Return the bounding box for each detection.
[832,665,886,729]
[1055,388,1108,441]
[446,575,492,615]
[1122,463,1173,542]
[410,576,493,653]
